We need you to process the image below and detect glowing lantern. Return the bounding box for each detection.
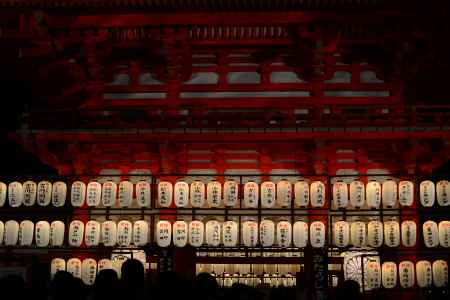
[190,181,205,208]
[68,220,84,247]
[118,181,133,207]
[23,181,37,206]
[294,181,309,207]
[71,181,86,207]
[207,181,222,208]
[189,220,204,247]
[349,180,365,208]
[37,181,52,206]
[52,181,67,207]
[420,180,435,207]
[86,182,101,207]
[8,181,23,207]
[156,220,172,247]
[174,181,189,207]
[35,220,50,247]
[101,181,117,207]
[333,182,348,209]
[261,181,276,208]
[117,220,132,247]
[84,220,101,247]
[243,182,259,208]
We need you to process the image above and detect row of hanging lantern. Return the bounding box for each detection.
[2,219,448,249]
[214,273,296,288]
[50,257,124,285]
[364,259,448,289]
[1,179,449,208]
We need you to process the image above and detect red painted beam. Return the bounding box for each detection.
[46,11,416,29]
[13,130,450,144]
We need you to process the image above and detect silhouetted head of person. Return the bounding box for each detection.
[336,280,361,300]
[92,269,119,300]
[120,259,145,288]
[50,271,76,300]
[194,272,219,297]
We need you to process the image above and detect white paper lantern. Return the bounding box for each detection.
[189,220,204,247]
[277,221,292,248]
[277,180,292,208]
[222,221,238,247]
[401,220,417,247]
[382,180,397,208]
[52,181,67,207]
[310,181,326,208]
[35,221,50,247]
[294,181,309,207]
[86,182,101,207]
[366,181,381,209]
[190,181,205,208]
[69,220,85,247]
[398,181,414,207]
[0,182,6,207]
[242,221,258,247]
[438,220,450,248]
[420,180,435,207]
[367,220,383,247]
[136,181,151,207]
[416,260,432,288]
[432,260,448,288]
[67,258,82,278]
[18,220,34,246]
[259,219,275,247]
[101,181,117,207]
[207,181,222,208]
[437,180,450,206]
[261,181,276,208]
[37,181,52,206]
[243,182,259,208]
[173,220,188,247]
[399,261,415,288]
[71,181,86,207]
[84,220,101,247]
[423,220,439,248]
[133,220,149,246]
[350,221,366,247]
[101,221,117,246]
[293,221,309,248]
[366,261,382,290]
[81,258,97,285]
[382,262,397,289]
[50,258,66,278]
[333,182,348,209]
[384,221,400,248]
[223,181,238,207]
[117,220,132,247]
[333,221,350,247]
[4,220,19,246]
[0,221,4,245]
[98,259,113,272]
[174,181,189,207]
[156,220,172,247]
[349,181,365,208]
[50,221,65,247]
[8,181,23,207]
[158,181,173,207]
[310,221,326,248]
[118,181,133,207]
[205,220,221,246]
[23,181,37,206]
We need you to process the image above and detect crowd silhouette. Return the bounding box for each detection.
[0,259,448,300]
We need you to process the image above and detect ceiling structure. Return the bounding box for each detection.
[2,0,450,176]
